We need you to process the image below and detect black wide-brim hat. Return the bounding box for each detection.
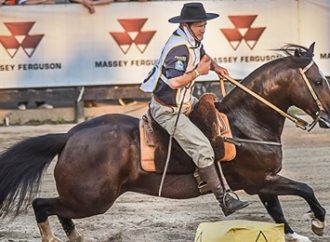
[168,2,219,23]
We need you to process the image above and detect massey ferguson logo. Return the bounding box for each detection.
[0,22,44,58]
[110,18,156,54]
[220,15,265,50]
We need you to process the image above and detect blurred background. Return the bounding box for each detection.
[0,0,329,124]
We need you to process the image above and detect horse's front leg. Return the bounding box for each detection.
[258,193,312,242]
[259,174,326,237]
[258,193,292,233]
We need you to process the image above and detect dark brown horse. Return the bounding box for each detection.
[1,43,329,242]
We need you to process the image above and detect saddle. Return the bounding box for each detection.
[139,112,156,172]
[139,94,236,173]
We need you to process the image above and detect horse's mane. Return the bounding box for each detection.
[222,43,314,103]
[273,43,314,58]
[246,43,314,81]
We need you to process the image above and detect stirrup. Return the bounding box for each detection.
[221,189,250,216]
[222,189,240,204]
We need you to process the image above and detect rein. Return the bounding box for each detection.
[219,78,281,146]
[158,86,189,197]
[221,60,325,132]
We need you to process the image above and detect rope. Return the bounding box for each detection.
[158,86,189,197]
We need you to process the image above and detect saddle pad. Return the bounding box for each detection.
[142,113,155,146]
[139,120,156,172]
[194,220,284,242]
[216,112,236,162]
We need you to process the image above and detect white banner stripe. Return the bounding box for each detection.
[0,0,329,89]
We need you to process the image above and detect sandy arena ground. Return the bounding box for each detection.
[0,113,329,242]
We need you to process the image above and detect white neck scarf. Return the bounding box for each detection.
[176,26,200,48]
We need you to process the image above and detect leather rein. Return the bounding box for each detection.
[221,60,325,132]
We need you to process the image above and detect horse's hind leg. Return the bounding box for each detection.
[32,198,62,242]
[58,216,84,242]
[32,197,84,242]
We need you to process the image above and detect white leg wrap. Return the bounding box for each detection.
[285,232,312,242]
[37,220,63,242]
[68,229,84,242]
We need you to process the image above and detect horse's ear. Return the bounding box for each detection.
[306,42,315,57]
[294,49,302,57]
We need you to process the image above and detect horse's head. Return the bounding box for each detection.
[284,43,330,129]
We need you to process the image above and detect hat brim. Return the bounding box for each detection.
[168,13,219,23]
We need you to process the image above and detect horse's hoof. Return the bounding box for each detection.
[285,232,312,242]
[70,237,96,242]
[42,238,63,242]
[69,236,84,242]
[68,232,97,242]
[51,238,64,242]
[311,218,325,236]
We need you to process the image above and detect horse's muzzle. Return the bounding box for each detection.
[318,112,330,128]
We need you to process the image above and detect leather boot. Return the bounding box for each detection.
[199,164,249,216]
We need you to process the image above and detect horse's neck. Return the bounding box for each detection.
[221,77,290,141]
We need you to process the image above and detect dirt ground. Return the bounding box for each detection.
[0,114,329,242]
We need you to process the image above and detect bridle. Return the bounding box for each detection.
[222,59,326,132]
[298,60,326,131]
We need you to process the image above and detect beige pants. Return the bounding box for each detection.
[150,97,214,168]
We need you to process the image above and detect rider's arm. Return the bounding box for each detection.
[163,45,191,89]
[165,45,211,89]
[169,70,200,89]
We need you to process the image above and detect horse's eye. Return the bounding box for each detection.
[314,80,322,86]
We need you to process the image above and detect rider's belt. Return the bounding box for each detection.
[153,95,177,108]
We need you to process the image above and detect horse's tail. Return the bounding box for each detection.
[0,133,68,218]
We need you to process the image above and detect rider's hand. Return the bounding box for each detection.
[214,65,229,78]
[196,55,211,75]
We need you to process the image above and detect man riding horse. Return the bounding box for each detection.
[141,2,249,216]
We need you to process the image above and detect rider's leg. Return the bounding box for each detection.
[199,163,249,216]
[150,100,249,216]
